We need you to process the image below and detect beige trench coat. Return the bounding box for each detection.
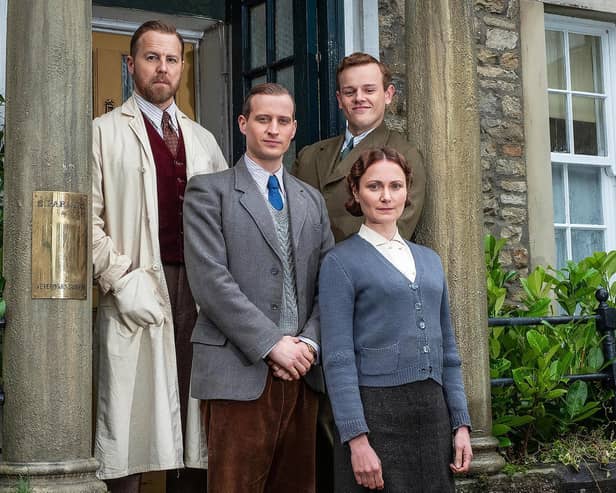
[92,95,227,479]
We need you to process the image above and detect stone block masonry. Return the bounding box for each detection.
[379,0,530,283]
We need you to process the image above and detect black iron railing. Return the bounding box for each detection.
[488,288,616,413]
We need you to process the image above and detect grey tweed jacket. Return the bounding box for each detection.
[183,158,335,401]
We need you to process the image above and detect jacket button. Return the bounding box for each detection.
[271,303,279,311]
[410,283,418,290]
[271,268,279,275]
[152,263,160,271]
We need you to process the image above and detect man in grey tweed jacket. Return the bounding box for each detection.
[183,83,334,493]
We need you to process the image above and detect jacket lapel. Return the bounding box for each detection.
[322,123,391,187]
[177,110,194,172]
[124,95,159,258]
[235,159,283,262]
[125,96,156,168]
[284,174,307,251]
[316,135,345,188]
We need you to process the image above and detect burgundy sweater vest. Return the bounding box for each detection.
[143,113,187,264]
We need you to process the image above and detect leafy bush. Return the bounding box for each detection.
[486,235,616,459]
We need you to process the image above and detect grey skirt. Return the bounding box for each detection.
[334,379,454,493]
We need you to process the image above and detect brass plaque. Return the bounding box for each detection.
[32,191,88,299]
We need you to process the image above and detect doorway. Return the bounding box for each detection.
[92,31,196,119]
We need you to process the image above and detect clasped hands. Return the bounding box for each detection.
[267,335,316,380]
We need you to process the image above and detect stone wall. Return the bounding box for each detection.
[475,0,530,278]
[379,0,531,278]
[379,0,408,134]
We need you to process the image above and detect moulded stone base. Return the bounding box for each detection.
[469,433,507,474]
[0,458,107,492]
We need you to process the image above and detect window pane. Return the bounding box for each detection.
[276,66,294,96]
[275,0,293,60]
[572,96,605,155]
[546,30,566,90]
[555,228,567,269]
[568,166,603,224]
[552,164,565,223]
[571,229,604,261]
[549,92,569,152]
[250,3,266,69]
[251,75,267,87]
[569,33,603,93]
[121,55,133,104]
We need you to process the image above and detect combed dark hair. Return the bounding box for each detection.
[336,52,392,90]
[242,83,295,118]
[345,147,413,217]
[130,20,184,59]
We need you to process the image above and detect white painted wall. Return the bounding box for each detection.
[343,0,380,58]
[544,0,616,14]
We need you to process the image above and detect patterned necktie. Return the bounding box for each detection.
[267,175,284,211]
[162,111,178,158]
[340,138,354,160]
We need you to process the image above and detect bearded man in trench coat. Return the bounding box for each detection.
[92,20,227,492]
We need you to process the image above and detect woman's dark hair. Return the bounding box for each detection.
[345,147,413,217]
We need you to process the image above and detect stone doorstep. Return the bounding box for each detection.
[455,462,616,493]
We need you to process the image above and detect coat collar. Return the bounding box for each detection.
[122,94,195,172]
[319,122,391,187]
[234,158,307,261]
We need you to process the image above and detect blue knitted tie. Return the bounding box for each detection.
[267,175,283,211]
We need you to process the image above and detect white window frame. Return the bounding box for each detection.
[545,14,616,260]
[343,0,379,58]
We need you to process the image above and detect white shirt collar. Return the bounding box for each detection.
[243,153,286,201]
[133,92,179,133]
[358,224,406,248]
[343,125,377,150]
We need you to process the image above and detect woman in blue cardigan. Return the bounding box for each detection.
[319,147,472,492]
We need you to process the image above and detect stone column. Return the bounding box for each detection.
[0,1,106,491]
[406,0,505,473]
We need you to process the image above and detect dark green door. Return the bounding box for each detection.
[230,0,344,167]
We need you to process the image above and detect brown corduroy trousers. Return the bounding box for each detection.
[203,373,319,493]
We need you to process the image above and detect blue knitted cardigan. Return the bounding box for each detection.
[319,234,472,444]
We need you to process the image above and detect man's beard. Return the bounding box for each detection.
[138,79,180,105]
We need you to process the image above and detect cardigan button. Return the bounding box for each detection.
[418,321,426,330]
[422,345,430,353]
[271,268,279,275]
[271,303,279,311]
[415,302,422,310]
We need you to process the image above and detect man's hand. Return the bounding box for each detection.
[450,426,473,474]
[267,336,314,380]
[348,434,384,490]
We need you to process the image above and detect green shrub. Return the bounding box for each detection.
[486,235,616,459]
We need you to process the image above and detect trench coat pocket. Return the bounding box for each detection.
[359,342,400,375]
[111,268,164,332]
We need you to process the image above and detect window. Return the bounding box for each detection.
[231,0,344,167]
[545,15,616,266]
